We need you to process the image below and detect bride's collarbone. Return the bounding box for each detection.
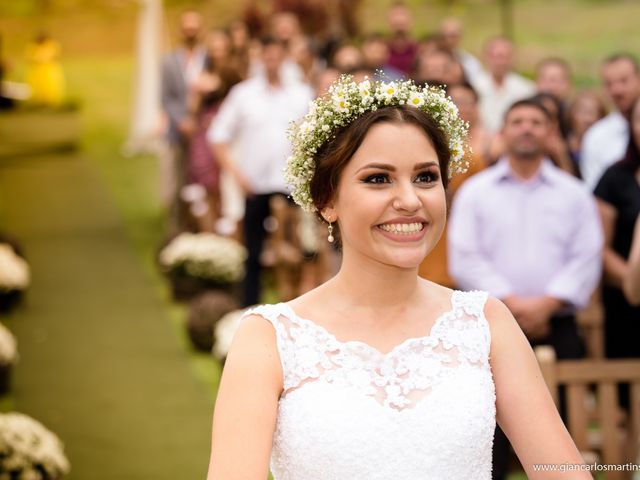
[286,301,452,352]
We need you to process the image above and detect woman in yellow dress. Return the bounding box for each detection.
[25,33,65,106]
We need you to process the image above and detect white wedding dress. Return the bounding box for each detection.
[245,290,496,480]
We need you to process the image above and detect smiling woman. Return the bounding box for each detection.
[309,105,450,248]
[206,76,592,480]
[321,121,447,268]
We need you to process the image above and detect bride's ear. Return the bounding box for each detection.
[321,206,337,223]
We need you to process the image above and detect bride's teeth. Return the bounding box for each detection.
[379,222,424,234]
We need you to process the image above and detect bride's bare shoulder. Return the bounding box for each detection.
[285,281,335,318]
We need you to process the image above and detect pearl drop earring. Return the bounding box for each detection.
[327,221,334,243]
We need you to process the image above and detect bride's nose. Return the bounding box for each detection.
[392,181,421,212]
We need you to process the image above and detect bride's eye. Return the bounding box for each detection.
[362,173,390,184]
[415,170,439,184]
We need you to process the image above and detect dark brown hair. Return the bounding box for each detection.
[309,105,451,214]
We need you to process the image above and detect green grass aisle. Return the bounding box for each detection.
[0,149,214,479]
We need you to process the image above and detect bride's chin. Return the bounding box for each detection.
[378,252,426,270]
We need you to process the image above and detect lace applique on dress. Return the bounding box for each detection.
[247,289,491,411]
[243,290,496,480]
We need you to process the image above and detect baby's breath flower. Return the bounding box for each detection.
[285,74,471,212]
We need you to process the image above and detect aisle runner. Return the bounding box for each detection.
[0,151,212,480]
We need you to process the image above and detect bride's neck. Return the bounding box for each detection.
[329,253,420,310]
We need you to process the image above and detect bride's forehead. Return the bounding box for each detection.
[346,125,438,168]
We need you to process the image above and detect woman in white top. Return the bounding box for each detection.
[206,76,591,479]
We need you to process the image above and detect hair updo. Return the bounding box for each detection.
[309,105,451,215]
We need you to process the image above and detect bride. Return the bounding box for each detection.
[206,76,591,479]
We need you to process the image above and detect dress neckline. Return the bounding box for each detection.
[277,290,463,357]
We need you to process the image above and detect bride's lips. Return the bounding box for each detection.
[375,217,428,242]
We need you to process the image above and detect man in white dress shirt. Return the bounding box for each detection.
[473,36,536,136]
[208,37,313,306]
[581,53,640,189]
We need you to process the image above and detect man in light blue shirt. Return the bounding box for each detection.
[449,99,602,344]
[448,98,603,480]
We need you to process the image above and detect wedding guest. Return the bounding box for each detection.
[582,53,640,189]
[535,57,573,104]
[288,35,323,84]
[450,98,602,355]
[416,33,445,60]
[315,66,340,94]
[187,58,242,228]
[335,0,364,39]
[273,0,330,40]
[330,43,364,73]
[413,48,455,88]
[531,93,575,176]
[566,90,607,174]
[623,216,640,306]
[247,13,305,83]
[448,99,603,480]
[361,33,403,80]
[161,10,207,233]
[229,20,252,78]
[25,32,65,106]
[593,97,640,360]
[208,37,312,306]
[270,10,303,46]
[450,82,490,158]
[447,58,468,86]
[474,36,536,136]
[439,17,483,84]
[386,1,417,76]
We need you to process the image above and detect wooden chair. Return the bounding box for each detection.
[535,346,640,480]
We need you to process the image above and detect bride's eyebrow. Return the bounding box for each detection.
[355,161,439,173]
[356,162,395,173]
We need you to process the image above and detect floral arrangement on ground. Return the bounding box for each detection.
[0,412,70,480]
[213,307,251,361]
[0,323,17,367]
[159,232,247,285]
[0,244,30,293]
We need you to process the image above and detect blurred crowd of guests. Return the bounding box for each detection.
[160,4,640,461]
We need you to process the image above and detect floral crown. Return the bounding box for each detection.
[285,75,471,212]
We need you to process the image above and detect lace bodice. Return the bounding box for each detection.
[245,290,496,480]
